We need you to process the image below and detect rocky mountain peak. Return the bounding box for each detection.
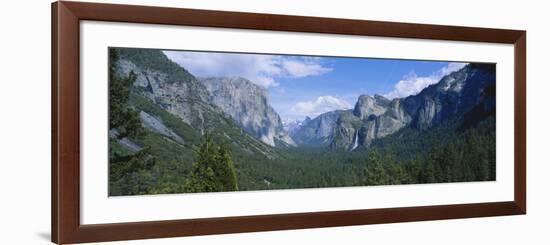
[374,94,391,103]
[292,63,496,150]
[200,77,295,147]
[203,76,268,98]
[353,94,391,120]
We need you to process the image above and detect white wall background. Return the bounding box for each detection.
[0,0,547,244]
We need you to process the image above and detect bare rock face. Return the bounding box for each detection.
[139,111,184,144]
[109,129,141,152]
[375,100,411,137]
[200,77,295,147]
[291,111,341,146]
[115,48,296,148]
[116,56,214,130]
[291,64,496,150]
[329,111,362,150]
[353,94,390,119]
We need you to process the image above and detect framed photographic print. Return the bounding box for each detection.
[52,1,526,244]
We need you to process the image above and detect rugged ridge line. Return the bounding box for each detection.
[291,63,496,150]
[113,48,294,151]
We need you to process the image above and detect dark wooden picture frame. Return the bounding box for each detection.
[51,1,526,244]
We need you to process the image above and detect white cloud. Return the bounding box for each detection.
[282,60,332,78]
[384,62,468,99]
[289,96,352,120]
[163,51,332,88]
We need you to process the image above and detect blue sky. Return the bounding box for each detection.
[164,50,467,121]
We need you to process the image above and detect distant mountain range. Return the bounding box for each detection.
[113,48,495,153]
[291,64,496,150]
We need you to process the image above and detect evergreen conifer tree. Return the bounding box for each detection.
[184,133,239,192]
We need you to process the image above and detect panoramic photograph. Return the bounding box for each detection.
[108,47,496,196]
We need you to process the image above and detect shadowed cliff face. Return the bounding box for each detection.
[291,111,342,147]
[200,77,295,147]
[291,64,496,150]
[114,48,294,150]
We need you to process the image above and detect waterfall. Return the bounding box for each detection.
[350,131,359,151]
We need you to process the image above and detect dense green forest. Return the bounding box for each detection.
[108,49,496,196]
[110,81,496,196]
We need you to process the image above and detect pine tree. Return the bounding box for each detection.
[108,49,151,195]
[109,49,143,139]
[184,133,239,193]
[184,133,217,192]
[214,144,239,191]
[364,150,389,185]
